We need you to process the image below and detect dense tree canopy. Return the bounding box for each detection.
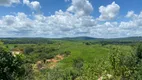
[0,47,25,80]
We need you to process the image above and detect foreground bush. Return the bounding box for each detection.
[0,47,25,80]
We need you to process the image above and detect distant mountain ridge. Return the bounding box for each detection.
[59,36,99,40]
[0,36,142,41]
[105,36,142,41]
[59,36,142,41]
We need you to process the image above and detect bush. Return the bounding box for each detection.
[136,44,142,60]
[38,53,55,60]
[73,58,84,69]
[0,47,25,80]
[22,63,34,80]
[24,47,34,54]
[60,51,71,56]
[109,48,138,80]
[84,42,91,45]
[48,68,80,80]
[65,51,71,56]
[81,59,111,80]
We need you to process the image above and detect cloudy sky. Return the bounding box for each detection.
[0,0,142,38]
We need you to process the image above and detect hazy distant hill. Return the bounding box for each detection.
[0,36,142,41]
[107,37,142,41]
[58,36,142,41]
[59,36,100,40]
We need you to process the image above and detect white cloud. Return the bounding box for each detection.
[98,2,120,21]
[0,12,34,37]
[0,0,20,7]
[23,0,41,13]
[35,10,96,37]
[121,11,142,28]
[126,11,137,19]
[65,0,70,2]
[67,0,93,17]
[0,9,97,37]
[1,10,142,38]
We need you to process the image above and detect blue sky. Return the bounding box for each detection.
[1,0,142,17]
[0,0,142,38]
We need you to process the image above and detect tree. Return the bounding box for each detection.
[0,47,25,80]
[24,47,34,54]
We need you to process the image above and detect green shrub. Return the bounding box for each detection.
[73,58,84,69]
[136,44,142,60]
[0,47,25,80]
[109,48,138,80]
[24,47,34,54]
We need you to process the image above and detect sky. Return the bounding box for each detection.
[0,0,142,38]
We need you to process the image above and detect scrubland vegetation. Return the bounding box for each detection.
[1,38,142,80]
